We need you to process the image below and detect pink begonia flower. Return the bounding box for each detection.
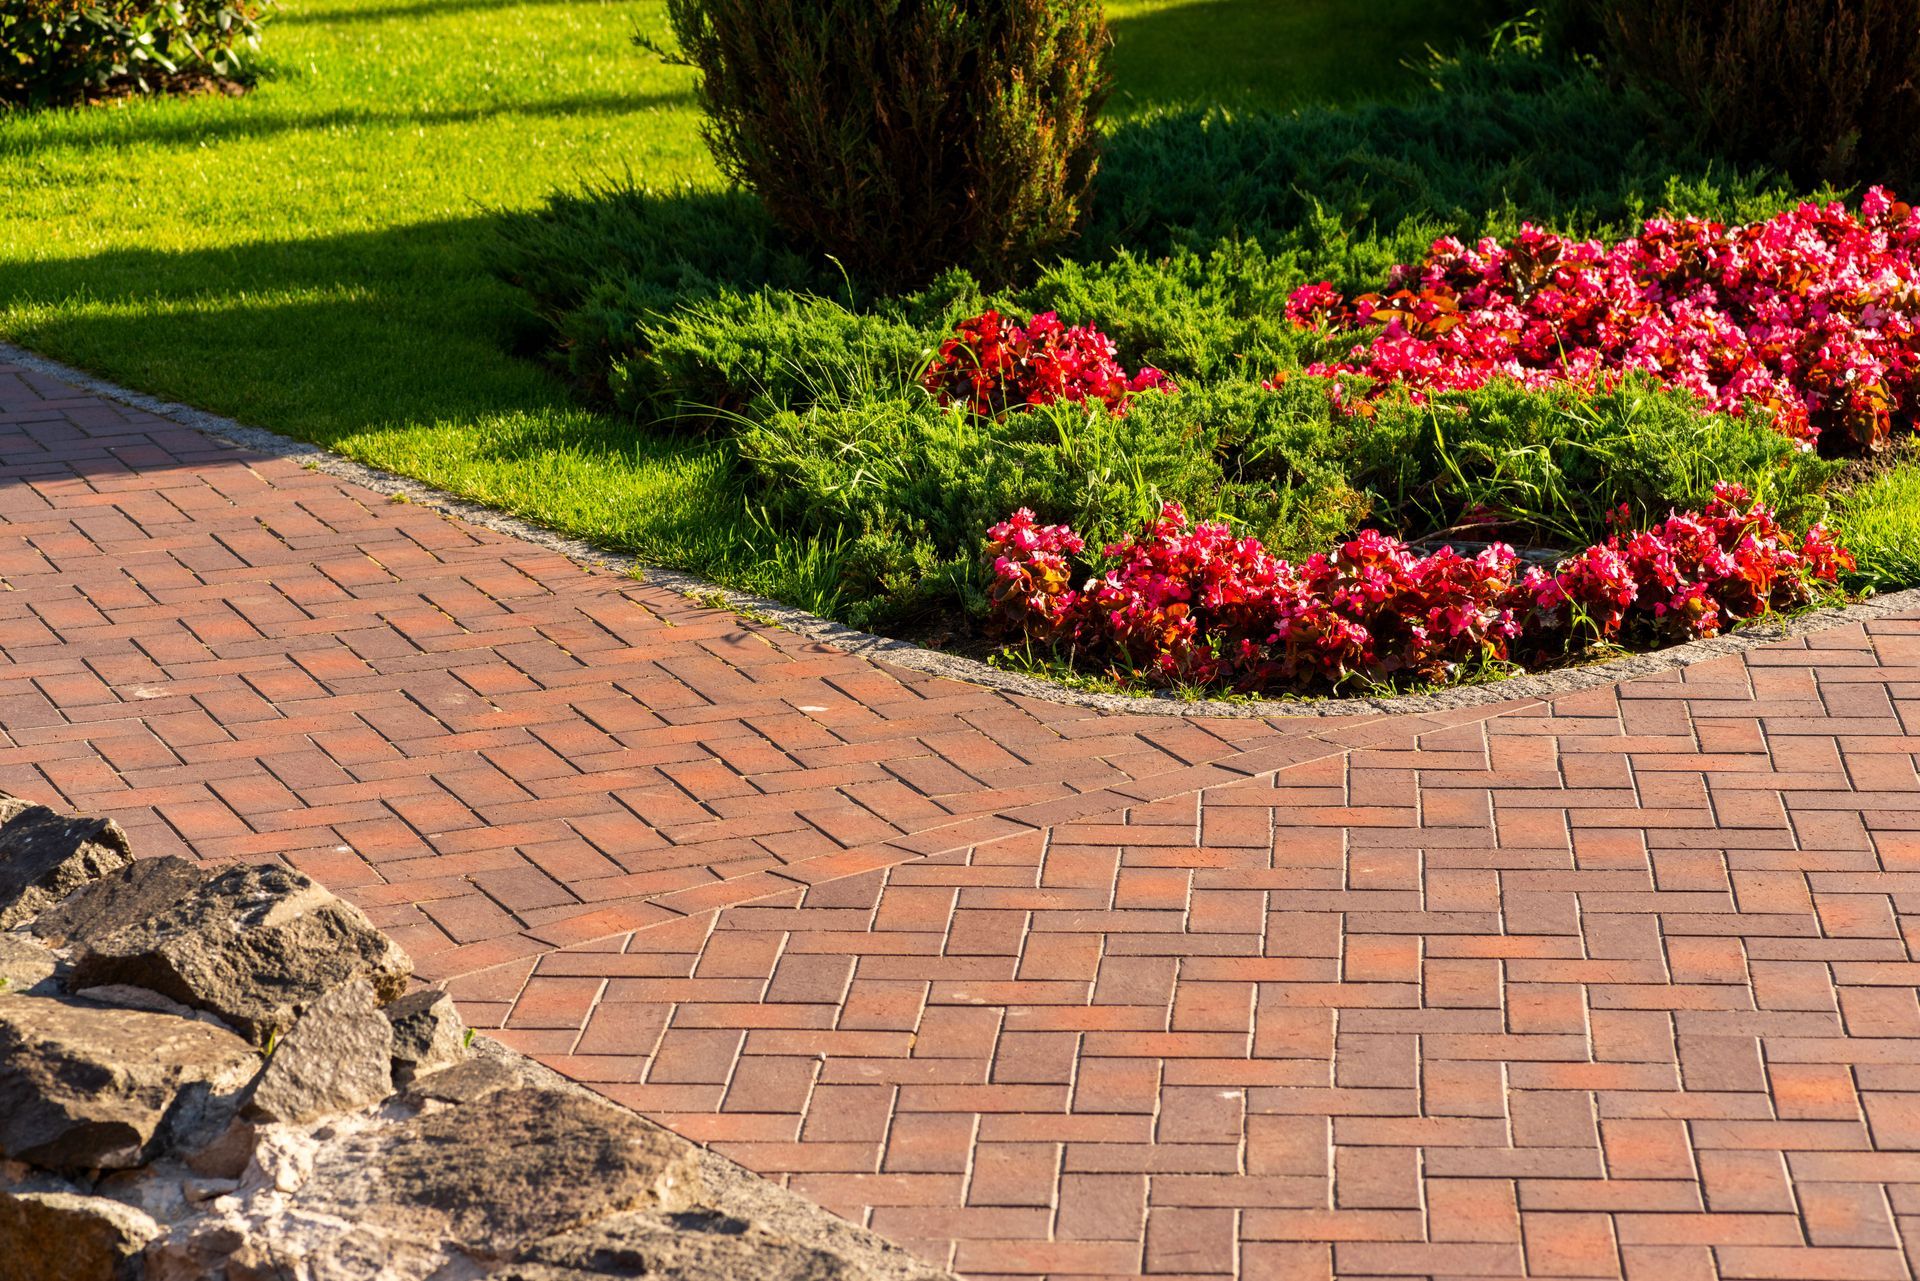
[1289,190,1920,454]
[923,310,1175,417]
[983,491,1854,695]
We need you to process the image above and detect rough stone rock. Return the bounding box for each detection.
[245,979,393,1125]
[0,1189,160,1281]
[181,1119,259,1180]
[147,1090,703,1280]
[145,1212,448,1281]
[0,931,59,993]
[32,856,206,948]
[0,798,132,930]
[400,1054,521,1105]
[502,1211,860,1281]
[71,864,411,1044]
[299,1088,701,1254]
[74,984,205,1020]
[384,988,466,1085]
[0,996,258,1172]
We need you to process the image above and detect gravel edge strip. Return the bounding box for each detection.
[12,340,1919,721]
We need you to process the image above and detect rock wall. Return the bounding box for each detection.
[0,794,954,1281]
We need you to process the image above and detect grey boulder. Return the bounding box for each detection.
[0,996,257,1173]
[0,797,132,930]
[299,1087,702,1255]
[0,1189,160,1281]
[32,855,206,948]
[401,1054,522,1106]
[0,931,59,994]
[148,1087,705,1280]
[385,987,467,1085]
[503,1211,860,1281]
[245,979,393,1125]
[71,864,411,1044]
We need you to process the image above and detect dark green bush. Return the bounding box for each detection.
[1597,0,1920,189]
[657,0,1110,289]
[1323,380,1837,547]
[0,0,271,105]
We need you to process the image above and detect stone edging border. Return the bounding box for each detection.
[11,340,1918,721]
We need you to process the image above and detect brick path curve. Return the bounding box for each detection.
[5,356,1920,1281]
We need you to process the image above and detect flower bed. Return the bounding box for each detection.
[1289,189,1920,455]
[987,486,1853,694]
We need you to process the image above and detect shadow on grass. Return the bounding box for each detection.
[280,0,626,23]
[1105,0,1507,112]
[0,211,628,456]
[0,217,757,573]
[3,87,694,155]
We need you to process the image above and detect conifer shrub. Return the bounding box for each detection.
[657,0,1110,288]
[1599,0,1920,188]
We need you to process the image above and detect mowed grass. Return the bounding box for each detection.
[0,0,1504,604]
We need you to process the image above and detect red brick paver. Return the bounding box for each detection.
[6,359,1920,1281]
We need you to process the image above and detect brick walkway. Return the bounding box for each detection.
[6,359,1920,1280]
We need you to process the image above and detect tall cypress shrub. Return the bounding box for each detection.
[659,0,1111,289]
[1599,0,1920,188]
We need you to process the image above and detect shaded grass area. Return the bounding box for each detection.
[0,0,1513,606]
[1104,0,1505,111]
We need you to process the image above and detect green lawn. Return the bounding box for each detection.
[0,0,1506,606]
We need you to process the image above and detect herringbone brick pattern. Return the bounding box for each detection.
[9,358,1920,1280]
[0,361,1400,981]
[500,632,1920,1280]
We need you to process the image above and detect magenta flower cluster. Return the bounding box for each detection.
[986,487,1853,692]
[921,308,1174,416]
[1288,189,1920,454]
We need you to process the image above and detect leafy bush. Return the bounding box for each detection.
[987,489,1854,694]
[1598,0,1920,190]
[610,290,932,427]
[1133,377,1829,555]
[0,0,271,105]
[657,0,1109,289]
[725,365,1832,632]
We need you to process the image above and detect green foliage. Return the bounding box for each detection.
[1596,0,1920,190]
[596,287,934,425]
[736,393,1215,628]
[0,0,271,105]
[721,365,1835,631]
[1328,380,1837,548]
[1015,245,1307,384]
[658,0,1110,289]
